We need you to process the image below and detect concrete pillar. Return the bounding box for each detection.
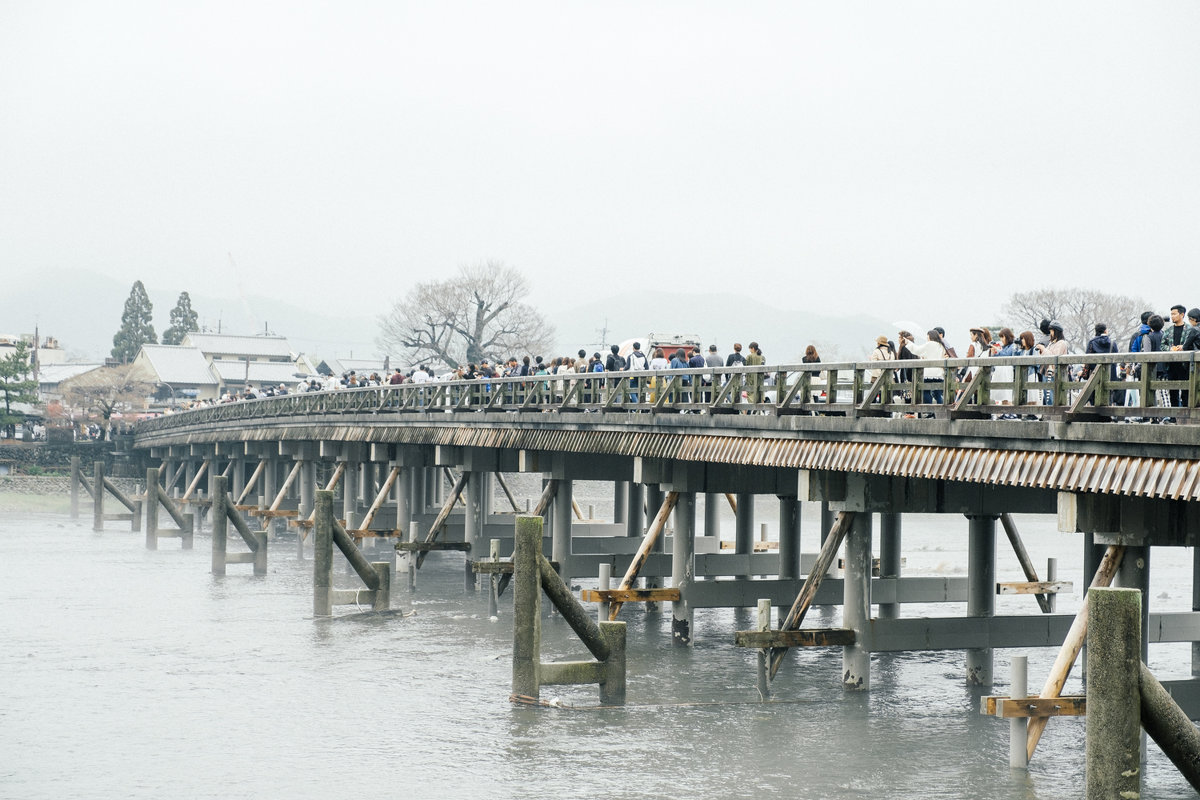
[360,461,375,506]
[261,458,277,510]
[479,471,493,519]
[1193,545,1200,676]
[412,467,426,515]
[843,511,872,691]
[395,464,410,541]
[552,479,573,574]
[735,492,754,581]
[777,495,800,580]
[625,482,643,538]
[211,475,228,576]
[299,459,315,519]
[230,457,245,501]
[644,484,664,612]
[144,467,159,548]
[1117,544,1151,664]
[966,515,996,686]
[342,461,358,529]
[704,492,721,539]
[613,481,627,525]
[464,472,482,591]
[672,492,696,646]
[878,513,902,619]
[1085,587,1142,799]
[424,467,437,509]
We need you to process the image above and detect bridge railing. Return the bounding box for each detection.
[136,351,1200,434]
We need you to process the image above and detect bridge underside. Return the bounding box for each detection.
[133,409,1200,713]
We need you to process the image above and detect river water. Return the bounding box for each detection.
[1,494,1196,799]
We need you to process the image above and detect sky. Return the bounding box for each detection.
[3,1,1200,352]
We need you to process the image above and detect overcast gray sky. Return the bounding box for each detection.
[3,2,1199,347]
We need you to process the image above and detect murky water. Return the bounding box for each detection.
[1,499,1195,799]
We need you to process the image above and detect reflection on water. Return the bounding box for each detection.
[0,507,1194,799]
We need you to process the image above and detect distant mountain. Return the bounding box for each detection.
[0,268,379,362]
[553,291,892,363]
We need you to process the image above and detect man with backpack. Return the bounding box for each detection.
[625,343,649,404]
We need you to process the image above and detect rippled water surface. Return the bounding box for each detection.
[1,503,1195,799]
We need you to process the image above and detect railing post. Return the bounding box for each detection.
[512,515,542,699]
[1085,587,1142,799]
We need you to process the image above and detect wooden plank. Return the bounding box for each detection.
[734,628,856,648]
[581,587,680,603]
[983,695,1086,718]
[396,541,472,552]
[768,511,855,679]
[609,491,679,620]
[1027,544,1124,761]
[997,581,1072,595]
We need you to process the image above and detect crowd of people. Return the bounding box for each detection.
[171,306,1200,419]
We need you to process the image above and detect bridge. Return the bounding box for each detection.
[131,352,1200,723]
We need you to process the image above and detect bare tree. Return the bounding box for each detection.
[1002,288,1152,352]
[60,364,152,440]
[377,261,555,369]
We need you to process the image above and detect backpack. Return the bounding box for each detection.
[627,351,648,371]
[592,361,604,373]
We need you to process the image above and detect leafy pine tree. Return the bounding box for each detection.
[0,340,39,438]
[111,280,157,362]
[162,291,200,345]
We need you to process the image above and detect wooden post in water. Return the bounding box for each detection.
[212,475,228,575]
[144,467,159,548]
[314,490,333,616]
[487,539,500,618]
[406,521,419,591]
[756,599,771,700]
[598,621,626,706]
[1085,587,1142,799]
[70,456,80,519]
[92,461,104,532]
[512,515,542,699]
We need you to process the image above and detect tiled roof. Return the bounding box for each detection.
[182,332,294,359]
[137,346,219,386]
[210,359,312,385]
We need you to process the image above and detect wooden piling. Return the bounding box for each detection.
[70,456,80,519]
[512,516,542,699]
[598,621,626,705]
[314,490,333,616]
[144,467,159,547]
[756,599,771,700]
[212,475,228,575]
[92,461,104,532]
[1085,587,1142,799]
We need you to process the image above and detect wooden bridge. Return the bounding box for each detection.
[131,352,1200,736]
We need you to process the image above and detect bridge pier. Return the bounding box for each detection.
[341,455,359,529]
[843,511,872,691]
[672,491,696,646]
[645,483,664,614]
[704,492,721,539]
[625,482,643,538]
[878,513,902,619]
[613,481,627,525]
[777,494,800,580]
[552,479,573,578]
[966,514,997,686]
[735,492,754,579]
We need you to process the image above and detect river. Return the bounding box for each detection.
[0,494,1195,799]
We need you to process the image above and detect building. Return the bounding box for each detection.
[129,345,221,403]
